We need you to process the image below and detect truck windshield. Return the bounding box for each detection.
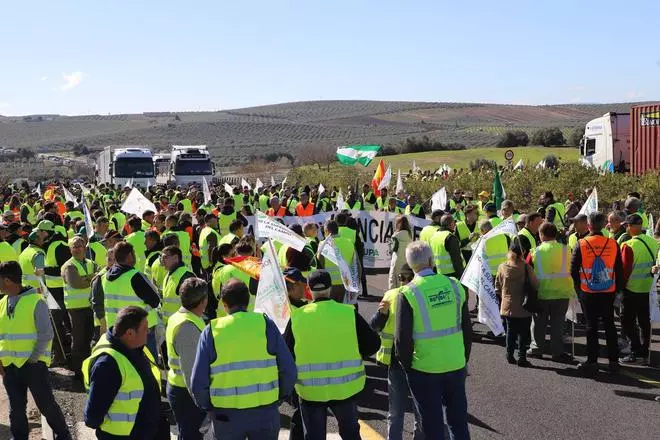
[174,159,212,176]
[115,158,155,177]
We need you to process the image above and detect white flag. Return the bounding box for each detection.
[36,183,42,196]
[120,188,158,218]
[647,213,654,237]
[80,193,94,239]
[412,161,420,172]
[62,185,76,203]
[271,176,276,187]
[650,274,660,323]
[203,177,212,204]
[255,211,306,251]
[280,176,287,191]
[377,165,392,191]
[124,177,133,188]
[78,182,90,196]
[461,218,517,336]
[431,187,447,212]
[318,235,359,299]
[566,294,582,323]
[578,188,598,217]
[224,182,234,195]
[39,280,60,310]
[336,190,345,211]
[255,178,264,194]
[513,159,524,170]
[241,178,252,191]
[535,160,546,170]
[395,169,404,195]
[254,239,291,333]
[318,183,325,195]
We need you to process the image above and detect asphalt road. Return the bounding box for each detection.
[343,273,660,440]
[2,272,659,440]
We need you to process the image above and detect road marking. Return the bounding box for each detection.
[359,419,384,440]
[620,370,660,387]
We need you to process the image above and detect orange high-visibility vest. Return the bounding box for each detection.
[295,203,315,217]
[266,207,287,217]
[578,235,618,293]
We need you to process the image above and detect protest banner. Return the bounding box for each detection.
[254,239,291,333]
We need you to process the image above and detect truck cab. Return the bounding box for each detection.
[170,145,214,185]
[98,146,154,187]
[580,112,631,172]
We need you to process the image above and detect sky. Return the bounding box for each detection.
[1,0,659,115]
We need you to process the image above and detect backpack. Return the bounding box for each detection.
[582,238,614,291]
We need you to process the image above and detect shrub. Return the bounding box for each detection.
[496,130,529,148]
[568,127,585,147]
[531,127,566,147]
[400,136,466,154]
[542,154,560,170]
[469,158,497,171]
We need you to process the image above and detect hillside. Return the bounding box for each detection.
[0,100,648,166]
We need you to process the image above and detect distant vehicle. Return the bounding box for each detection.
[96,146,154,187]
[170,145,214,185]
[153,153,171,183]
[580,103,660,174]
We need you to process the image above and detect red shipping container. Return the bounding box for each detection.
[631,104,660,174]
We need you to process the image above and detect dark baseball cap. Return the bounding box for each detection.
[569,213,588,223]
[483,202,496,213]
[101,230,122,242]
[307,270,332,291]
[283,267,307,284]
[623,214,643,226]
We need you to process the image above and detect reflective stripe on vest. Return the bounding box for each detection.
[0,289,52,368]
[44,241,66,288]
[624,235,659,292]
[161,266,191,322]
[64,258,94,309]
[531,241,573,300]
[401,275,466,373]
[429,230,454,274]
[209,312,279,409]
[166,311,206,387]
[578,235,618,293]
[292,300,365,402]
[102,270,158,327]
[82,335,160,436]
[18,246,43,289]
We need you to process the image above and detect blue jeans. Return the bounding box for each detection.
[407,368,470,440]
[388,361,423,440]
[2,362,72,440]
[167,383,206,440]
[211,405,280,440]
[300,398,361,440]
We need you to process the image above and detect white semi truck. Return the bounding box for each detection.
[580,112,631,172]
[153,153,171,184]
[96,146,155,187]
[170,145,214,185]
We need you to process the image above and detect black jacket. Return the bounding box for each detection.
[84,329,162,440]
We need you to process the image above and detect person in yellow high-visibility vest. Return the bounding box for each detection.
[527,223,574,363]
[0,261,72,440]
[428,214,464,278]
[83,306,164,439]
[369,264,422,439]
[394,241,472,439]
[620,214,660,364]
[61,236,97,379]
[283,270,380,439]
[190,279,297,439]
[165,278,208,440]
[160,245,196,324]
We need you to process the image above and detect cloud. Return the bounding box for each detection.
[59,71,84,91]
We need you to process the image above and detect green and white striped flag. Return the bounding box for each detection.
[336,145,381,166]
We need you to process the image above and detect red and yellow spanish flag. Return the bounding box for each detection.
[371,159,386,197]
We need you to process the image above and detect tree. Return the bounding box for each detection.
[531,127,566,147]
[469,158,497,171]
[297,145,336,172]
[496,130,529,148]
[568,127,585,147]
[542,154,560,169]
